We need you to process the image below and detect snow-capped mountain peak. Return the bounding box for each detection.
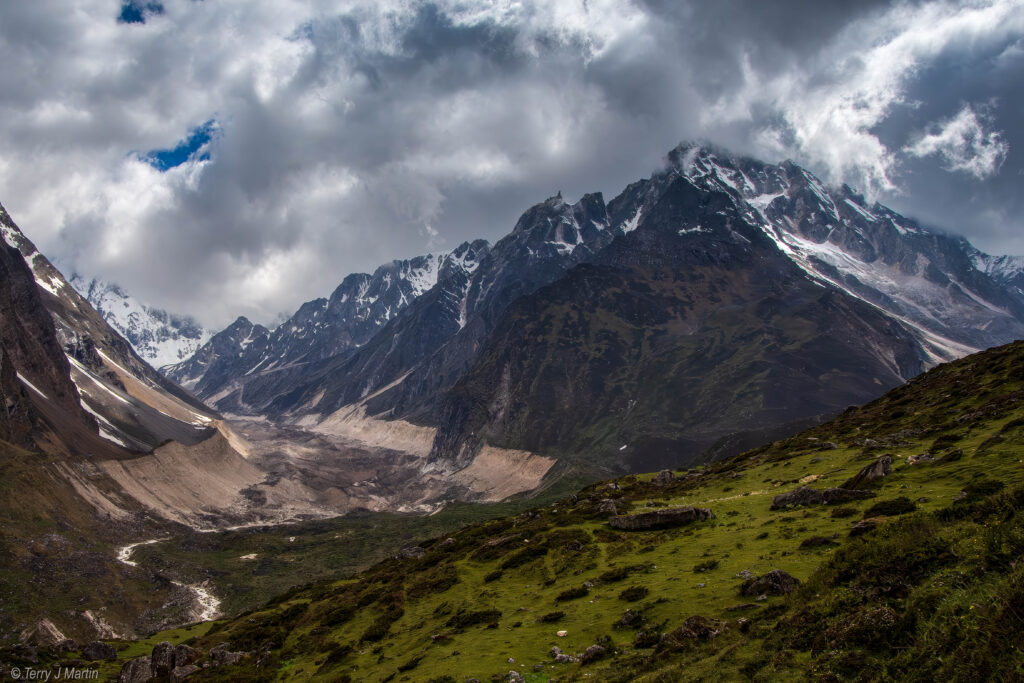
[68,275,210,369]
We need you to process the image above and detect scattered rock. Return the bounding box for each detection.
[906,453,935,465]
[739,569,800,597]
[580,644,608,664]
[549,646,562,657]
[554,653,579,663]
[508,671,525,683]
[820,442,839,450]
[597,499,619,515]
[81,640,117,661]
[118,657,152,683]
[841,455,892,489]
[735,570,754,580]
[770,486,823,509]
[398,546,426,559]
[822,487,876,505]
[54,639,77,654]
[608,506,714,530]
[653,469,676,485]
[556,630,568,637]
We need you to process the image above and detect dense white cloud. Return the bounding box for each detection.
[904,103,1009,179]
[0,0,1021,327]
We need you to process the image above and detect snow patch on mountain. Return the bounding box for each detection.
[68,275,210,369]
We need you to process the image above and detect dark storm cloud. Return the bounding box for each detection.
[0,0,1020,327]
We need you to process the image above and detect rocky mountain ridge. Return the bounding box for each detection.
[173,144,1024,474]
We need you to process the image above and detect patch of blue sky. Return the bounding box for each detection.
[140,120,217,171]
[118,1,165,25]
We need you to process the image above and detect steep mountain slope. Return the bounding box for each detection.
[96,339,1024,682]
[68,275,210,369]
[1,204,218,451]
[0,204,319,644]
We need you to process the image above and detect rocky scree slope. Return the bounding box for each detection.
[90,338,1024,682]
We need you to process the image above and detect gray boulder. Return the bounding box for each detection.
[842,455,892,489]
[739,569,800,597]
[770,486,824,509]
[580,644,608,664]
[653,469,676,485]
[151,641,175,678]
[170,664,201,682]
[118,656,152,683]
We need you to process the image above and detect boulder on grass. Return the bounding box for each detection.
[770,486,824,510]
[739,569,800,597]
[841,455,892,489]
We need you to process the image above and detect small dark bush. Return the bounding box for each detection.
[499,543,549,569]
[864,497,917,517]
[555,585,590,602]
[445,609,502,629]
[539,611,565,623]
[634,630,661,648]
[483,570,503,583]
[830,507,858,519]
[800,535,839,549]
[693,559,719,573]
[619,586,649,602]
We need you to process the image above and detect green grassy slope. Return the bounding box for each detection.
[95,341,1024,680]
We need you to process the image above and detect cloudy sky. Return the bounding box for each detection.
[1,0,1022,328]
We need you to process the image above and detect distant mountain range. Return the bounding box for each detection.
[167,144,1024,473]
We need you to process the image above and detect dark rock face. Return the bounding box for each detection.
[842,455,893,489]
[80,640,117,661]
[739,569,801,597]
[608,506,714,530]
[850,518,882,537]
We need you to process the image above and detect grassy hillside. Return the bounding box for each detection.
[60,341,1024,680]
